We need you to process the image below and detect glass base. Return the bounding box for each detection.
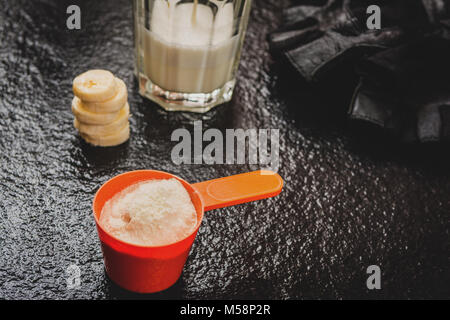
[138,74,235,113]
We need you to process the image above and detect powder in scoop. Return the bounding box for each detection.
[100,178,197,246]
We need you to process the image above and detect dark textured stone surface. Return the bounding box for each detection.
[0,0,449,299]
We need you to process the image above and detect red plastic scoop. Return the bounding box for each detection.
[92,170,283,293]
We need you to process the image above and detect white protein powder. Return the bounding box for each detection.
[100,178,197,246]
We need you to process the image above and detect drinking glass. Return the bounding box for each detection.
[133,0,253,113]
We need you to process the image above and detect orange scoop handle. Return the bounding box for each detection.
[192,170,283,212]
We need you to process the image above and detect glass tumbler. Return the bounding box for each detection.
[133,0,252,113]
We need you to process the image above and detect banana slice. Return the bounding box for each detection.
[72,98,129,125]
[81,78,128,113]
[74,108,129,137]
[73,69,117,102]
[80,123,130,147]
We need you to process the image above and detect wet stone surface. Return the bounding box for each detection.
[0,0,449,299]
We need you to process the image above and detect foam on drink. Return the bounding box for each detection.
[100,178,197,246]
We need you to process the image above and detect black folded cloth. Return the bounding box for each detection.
[270,0,450,143]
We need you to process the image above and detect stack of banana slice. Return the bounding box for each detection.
[72,69,130,147]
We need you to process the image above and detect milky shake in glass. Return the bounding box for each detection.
[133,0,252,112]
